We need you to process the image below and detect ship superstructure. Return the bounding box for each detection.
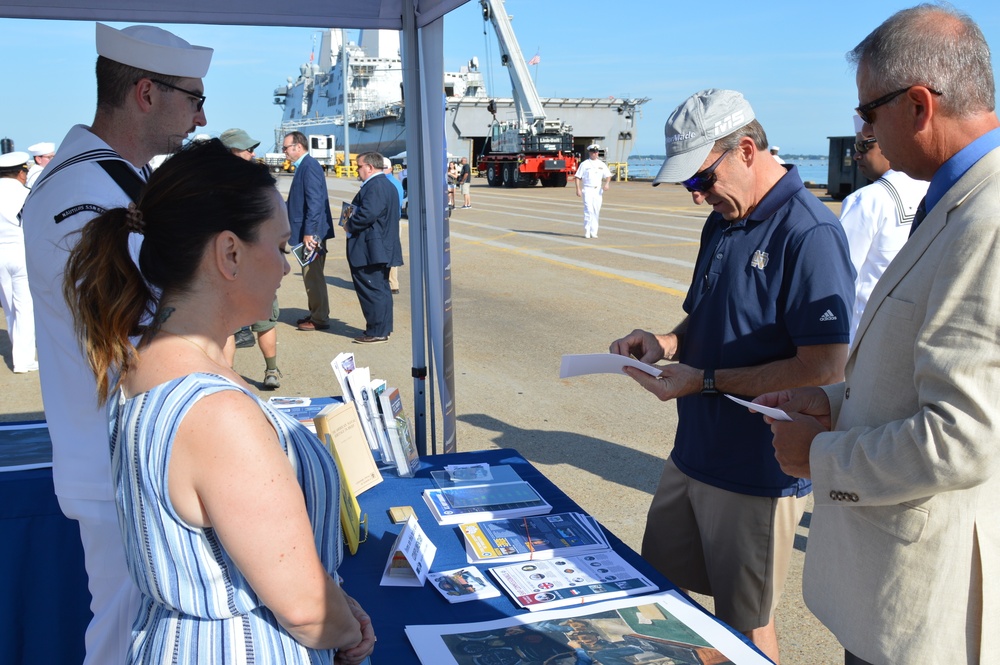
[273,28,646,167]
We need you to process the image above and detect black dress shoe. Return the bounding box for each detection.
[233,327,255,348]
[353,335,389,344]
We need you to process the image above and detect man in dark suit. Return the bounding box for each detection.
[282,131,334,331]
[344,152,403,344]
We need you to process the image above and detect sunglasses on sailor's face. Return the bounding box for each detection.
[855,85,943,125]
[854,137,878,154]
[682,149,731,193]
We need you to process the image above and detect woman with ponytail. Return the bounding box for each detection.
[64,139,375,665]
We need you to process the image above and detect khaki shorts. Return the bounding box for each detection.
[249,297,280,333]
[460,182,471,196]
[641,457,807,631]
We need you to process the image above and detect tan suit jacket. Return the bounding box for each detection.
[806,146,1000,664]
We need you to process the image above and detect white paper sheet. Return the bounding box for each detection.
[559,353,662,379]
[724,394,793,421]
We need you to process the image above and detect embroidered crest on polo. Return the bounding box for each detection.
[819,310,838,322]
[750,250,769,269]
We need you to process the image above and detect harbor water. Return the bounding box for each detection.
[625,156,829,186]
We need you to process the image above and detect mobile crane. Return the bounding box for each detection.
[477,0,578,188]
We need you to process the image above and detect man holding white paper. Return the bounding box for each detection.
[609,89,854,662]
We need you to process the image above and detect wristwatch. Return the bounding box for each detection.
[702,368,719,395]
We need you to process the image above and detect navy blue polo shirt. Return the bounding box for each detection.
[673,166,854,498]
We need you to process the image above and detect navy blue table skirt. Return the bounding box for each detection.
[0,467,91,665]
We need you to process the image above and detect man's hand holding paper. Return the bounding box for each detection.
[752,387,834,479]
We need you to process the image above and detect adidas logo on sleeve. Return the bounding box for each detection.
[819,310,838,322]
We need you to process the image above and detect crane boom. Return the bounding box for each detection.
[476,0,578,189]
[481,0,546,129]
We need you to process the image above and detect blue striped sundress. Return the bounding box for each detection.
[110,373,343,664]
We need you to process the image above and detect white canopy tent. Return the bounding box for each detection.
[0,0,466,454]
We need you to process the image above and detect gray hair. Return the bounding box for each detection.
[847,4,995,116]
[713,119,769,153]
[357,151,386,170]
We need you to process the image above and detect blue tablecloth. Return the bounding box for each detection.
[0,467,91,665]
[339,448,754,662]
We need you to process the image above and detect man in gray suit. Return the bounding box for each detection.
[756,5,1000,664]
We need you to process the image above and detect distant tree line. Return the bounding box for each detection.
[632,154,828,161]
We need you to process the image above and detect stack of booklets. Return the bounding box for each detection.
[267,396,344,433]
[461,512,609,563]
[330,352,419,477]
[423,481,552,525]
[488,550,658,611]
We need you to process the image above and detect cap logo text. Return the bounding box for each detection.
[713,110,746,137]
[666,131,697,144]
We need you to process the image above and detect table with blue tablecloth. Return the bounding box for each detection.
[0,420,763,664]
[340,447,764,662]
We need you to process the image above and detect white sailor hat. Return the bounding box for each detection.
[587,144,600,151]
[770,146,780,152]
[0,151,30,169]
[96,23,213,78]
[27,142,55,157]
[853,114,865,134]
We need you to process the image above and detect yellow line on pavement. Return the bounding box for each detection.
[456,240,687,297]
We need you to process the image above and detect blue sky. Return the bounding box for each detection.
[1,0,998,157]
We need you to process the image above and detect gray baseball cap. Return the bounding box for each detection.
[652,89,755,186]
[219,128,260,152]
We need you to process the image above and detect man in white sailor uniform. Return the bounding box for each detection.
[25,141,56,189]
[574,144,612,238]
[839,114,928,344]
[21,23,212,665]
[0,151,36,373]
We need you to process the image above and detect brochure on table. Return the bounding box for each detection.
[462,512,609,563]
[380,515,437,587]
[427,566,501,604]
[423,481,552,525]
[489,550,658,611]
[405,591,771,665]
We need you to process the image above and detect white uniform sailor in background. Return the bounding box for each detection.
[25,141,56,189]
[574,143,612,238]
[769,145,785,164]
[0,151,37,373]
[21,22,211,665]
[839,114,928,344]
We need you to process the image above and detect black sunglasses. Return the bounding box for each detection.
[682,149,731,193]
[150,78,206,112]
[855,85,942,125]
[854,137,878,154]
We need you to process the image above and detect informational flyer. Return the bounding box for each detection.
[427,567,500,603]
[405,591,771,664]
[489,550,658,611]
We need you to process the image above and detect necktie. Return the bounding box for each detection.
[909,197,927,237]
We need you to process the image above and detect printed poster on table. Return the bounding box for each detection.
[405,591,770,665]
